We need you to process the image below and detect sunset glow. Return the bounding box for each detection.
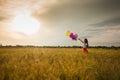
[11,13,40,35]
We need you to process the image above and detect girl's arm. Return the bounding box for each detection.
[78,38,84,43]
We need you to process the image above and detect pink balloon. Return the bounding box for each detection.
[70,33,73,35]
[75,34,78,38]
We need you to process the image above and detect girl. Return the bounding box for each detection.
[78,38,89,54]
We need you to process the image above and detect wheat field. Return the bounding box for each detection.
[0,47,120,80]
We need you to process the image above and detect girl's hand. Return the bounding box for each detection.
[78,38,84,43]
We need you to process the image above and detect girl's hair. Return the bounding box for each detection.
[84,38,89,47]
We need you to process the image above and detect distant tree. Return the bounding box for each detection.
[0,43,2,46]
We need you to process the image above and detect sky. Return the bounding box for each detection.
[0,0,120,46]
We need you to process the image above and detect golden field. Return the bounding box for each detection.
[0,47,120,80]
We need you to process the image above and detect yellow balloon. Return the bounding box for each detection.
[65,31,71,36]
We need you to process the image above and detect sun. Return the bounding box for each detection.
[11,13,40,35]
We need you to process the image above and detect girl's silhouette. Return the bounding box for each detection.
[78,38,89,54]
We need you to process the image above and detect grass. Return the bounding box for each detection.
[0,47,120,80]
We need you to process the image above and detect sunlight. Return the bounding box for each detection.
[11,13,40,35]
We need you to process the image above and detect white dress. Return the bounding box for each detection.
[83,43,87,48]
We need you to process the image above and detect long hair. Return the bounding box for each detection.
[84,38,89,47]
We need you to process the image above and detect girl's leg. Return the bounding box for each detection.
[83,48,88,54]
[85,49,88,54]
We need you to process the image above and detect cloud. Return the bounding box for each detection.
[84,0,120,11]
[89,29,120,46]
[89,17,120,27]
[86,17,120,40]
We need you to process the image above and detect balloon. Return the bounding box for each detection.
[72,35,76,39]
[65,31,71,36]
[70,32,73,35]
[70,33,73,38]
[72,38,74,40]
[75,34,78,38]
[66,31,78,41]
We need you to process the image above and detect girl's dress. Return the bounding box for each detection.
[83,43,88,53]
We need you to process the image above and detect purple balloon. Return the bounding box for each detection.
[70,35,75,40]
[69,32,78,40]
[70,33,73,38]
[72,35,76,39]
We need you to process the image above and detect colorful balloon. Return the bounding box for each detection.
[66,31,78,41]
[65,31,71,36]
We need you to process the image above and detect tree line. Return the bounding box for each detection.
[0,44,120,49]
